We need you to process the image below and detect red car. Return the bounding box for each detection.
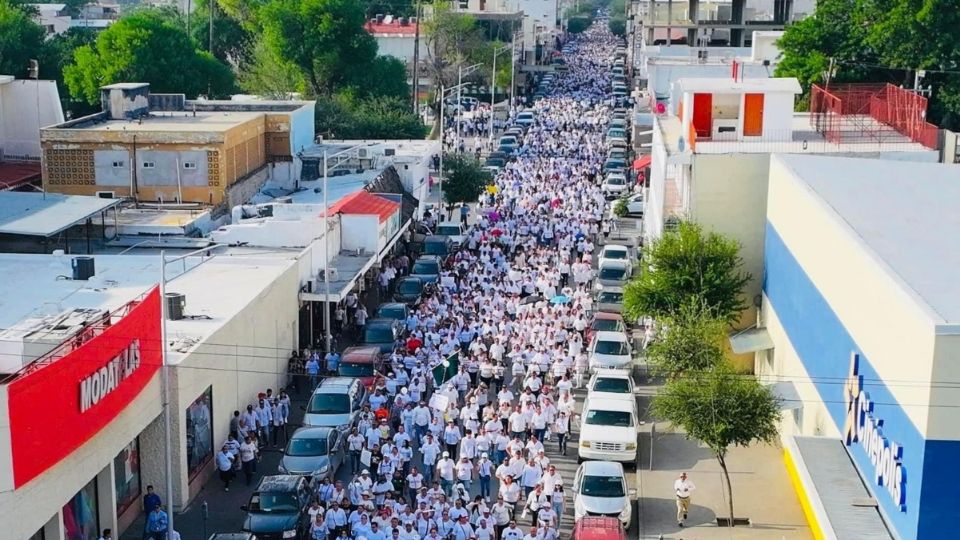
[573,517,627,540]
[338,346,386,389]
[586,311,627,343]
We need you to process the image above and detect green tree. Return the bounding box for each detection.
[189,0,255,65]
[567,16,592,34]
[349,55,412,100]
[238,38,304,99]
[260,0,377,96]
[623,221,750,324]
[646,302,726,378]
[441,154,491,205]
[42,26,99,116]
[315,93,426,139]
[0,0,47,78]
[64,9,236,105]
[651,363,781,527]
[608,16,626,37]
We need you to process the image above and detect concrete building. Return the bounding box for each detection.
[29,3,119,35]
[746,154,960,540]
[452,0,558,64]
[0,76,64,191]
[638,0,814,46]
[644,77,940,329]
[0,248,300,540]
[365,16,426,66]
[40,83,314,208]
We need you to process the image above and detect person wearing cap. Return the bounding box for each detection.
[455,456,475,494]
[420,433,441,486]
[398,520,419,540]
[437,450,457,496]
[357,469,373,492]
[477,452,494,500]
[452,514,475,540]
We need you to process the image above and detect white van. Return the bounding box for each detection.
[578,395,639,463]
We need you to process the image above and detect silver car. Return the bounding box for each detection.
[594,286,624,314]
[573,460,636,529]
[278,426,345,481]
[303,377,367,431]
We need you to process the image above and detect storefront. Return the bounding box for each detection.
[754,155,960,540]
[0,287,165,540]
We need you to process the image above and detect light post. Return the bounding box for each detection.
[438,83,468,215]
[510,31,520,107]
[322,142,369,352]
[489,44,513,144]
[455,63,483,154]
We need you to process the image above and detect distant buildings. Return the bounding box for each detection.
[29,2,119,35]
[0,75,64,191]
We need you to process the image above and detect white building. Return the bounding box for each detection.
[29,3,118,35]
[0,76,64,161]
[364,17,426,65]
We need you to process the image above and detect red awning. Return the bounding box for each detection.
[632,155,652,170]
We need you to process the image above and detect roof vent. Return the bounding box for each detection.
[376,13,385,23]
[71,256,95,280]
[165,292,186,321]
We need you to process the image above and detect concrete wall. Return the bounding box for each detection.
[375,35,427,64]
[657,62,770,108]
[761,91,795,135]
[135,149,209,188]
[0,80,64,160]
[341,215,381,254]
[93,148,131,187]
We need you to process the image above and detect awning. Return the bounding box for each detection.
[632,155,652,170]
[729,327,774,354]
[766,381,802,411]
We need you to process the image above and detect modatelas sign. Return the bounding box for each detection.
[79,340,141,412]
[843,352,907,511]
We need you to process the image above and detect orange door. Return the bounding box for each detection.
[692,93,713,137]
[743,93,764,136]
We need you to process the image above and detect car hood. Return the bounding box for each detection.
[595,303,623,313]
[578,494,628,515]
[280,454,329,476]
[243,512,299,534]
[591,353,631,367]
[580,424,635,442]
[303,412,351,427]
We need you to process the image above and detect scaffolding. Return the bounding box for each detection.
[810,83,940,149]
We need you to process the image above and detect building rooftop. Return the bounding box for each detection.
[364,20,419,35]
[676,76,802,94]
[776,154,960,327]
[0,192,120,237]
[52,110,264,133]
[327,191,399,222]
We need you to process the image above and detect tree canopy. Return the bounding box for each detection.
[0,0,47,78]
[645,302,727,378]
[441,154,492,205]
[623,221,750,325]
[64,9,236,105]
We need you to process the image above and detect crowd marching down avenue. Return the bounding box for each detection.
[210,17,634,540]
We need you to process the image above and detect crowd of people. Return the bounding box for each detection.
[236,17,625,540]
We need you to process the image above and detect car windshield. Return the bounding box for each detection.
[424,243,448,255]
[412,262,439,275]
[598,292,624,303]
[286,436,328,456]
[436,225,461,235]
[365,327,394,343]
[603,249,627,259]
[581,475,626,497]
[593,378,631,393]
[377,307,404,319]
[595,340,628,355]
[249,493,300,514]
[339,362,375,377]
[307,393,350,415]
[606,177,625,185]
[398,280,422,294]
[599,267,626,280]
[584,409,633,427]
[592,319,622,332]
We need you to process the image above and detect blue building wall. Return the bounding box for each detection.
[764,223,960,540]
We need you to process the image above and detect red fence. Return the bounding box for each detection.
[810,83,939,149]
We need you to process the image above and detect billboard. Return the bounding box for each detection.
[7,287,162,488]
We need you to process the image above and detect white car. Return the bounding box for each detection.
[622,192,645,216]
[435,222,467,249]
[587,368,635,400]
[602,172,628,198]
[573,461,636,529]
[588,330,632,370]
[578,397,639,463]
[595,259,631,290]
[598,245,633,273]
[515,110,536,127]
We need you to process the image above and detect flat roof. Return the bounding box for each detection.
[300,250,378,302]
[776,154,960,326]
[53,110,263,133]
[676,76,802,94]
[277,170,380,208]
[0,192,120,236]
[0,162,41,191]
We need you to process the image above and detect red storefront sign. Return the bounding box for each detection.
[7,287,163,488]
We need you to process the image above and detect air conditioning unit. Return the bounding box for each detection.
[95,190,116,199]
[317,268,340,284]
[357,148,369,158]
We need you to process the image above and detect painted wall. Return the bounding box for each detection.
[656,63,770,108]
[762,156,960,539]
[0,80,64,159]
[375,35,427,64]
[287,102,316,184]
[341,215,381,254]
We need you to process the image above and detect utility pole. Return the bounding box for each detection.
[208,0,214,55]
[411,0,422,115]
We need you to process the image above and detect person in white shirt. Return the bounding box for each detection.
[455,456,475,493]
[500,521,524,540]
[406,467,425,503]
[523,486,549,527]
[674,472,696,527]
[437,452,457,496]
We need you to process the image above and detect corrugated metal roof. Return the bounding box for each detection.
[794,436,893,540]
[325,190,399,222]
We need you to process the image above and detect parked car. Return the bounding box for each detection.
[571,517,627,540]
[410,255,443,284]
[337,345,385,388]
[392,276,424,305]
[434,222,467,250]
[498,135,520,152]
[578,398,639,464]
[241,475,313,540]
[572,461,637,528]
[598,244,632,271]
[586,311,626,343]
[604,157,627,172]
[515,110,536,127]
[594,286,624,314]
[375,302,409,322]
[303,377,367,430]
[423,235,454,257]
[609,118,628,130]
[588,330,632,370]
[602,172,629,198]
[587,368,635,400]
[595,259,631,290]
[483,157,506,171]
[363,318,403,353]
[622,192,645,216]
[278,426,345,482]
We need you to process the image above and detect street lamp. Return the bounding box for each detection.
[322,142,369,353]
[438,82,469,215]
[455,63,483,154]
[489,44,513,144]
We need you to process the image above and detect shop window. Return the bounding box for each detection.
[63,476,99,540]
[114,438,141,515]
[186,386,214,480]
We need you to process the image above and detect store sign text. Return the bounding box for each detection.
[80,339,142,412]
[843,352,907,511]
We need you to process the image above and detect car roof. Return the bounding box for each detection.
[398,275,423,283]
[596,286,625,294]
[572,517,624,540]
[594,330,629,342]
[579,460,625,475]
[256,475,303,492]
[315,377,357,392]
[415,255,441,262]
[424,235,451,243]
[377,302,406,310]
[598,259,629,268]
[366,318,396,327]
[291,426,335,439]
[584,396,636,412]
[208,534,258,540]
[602,244,629,252]
[592,312,624,321]
[341,345,381,361]
[592,368,632,379]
